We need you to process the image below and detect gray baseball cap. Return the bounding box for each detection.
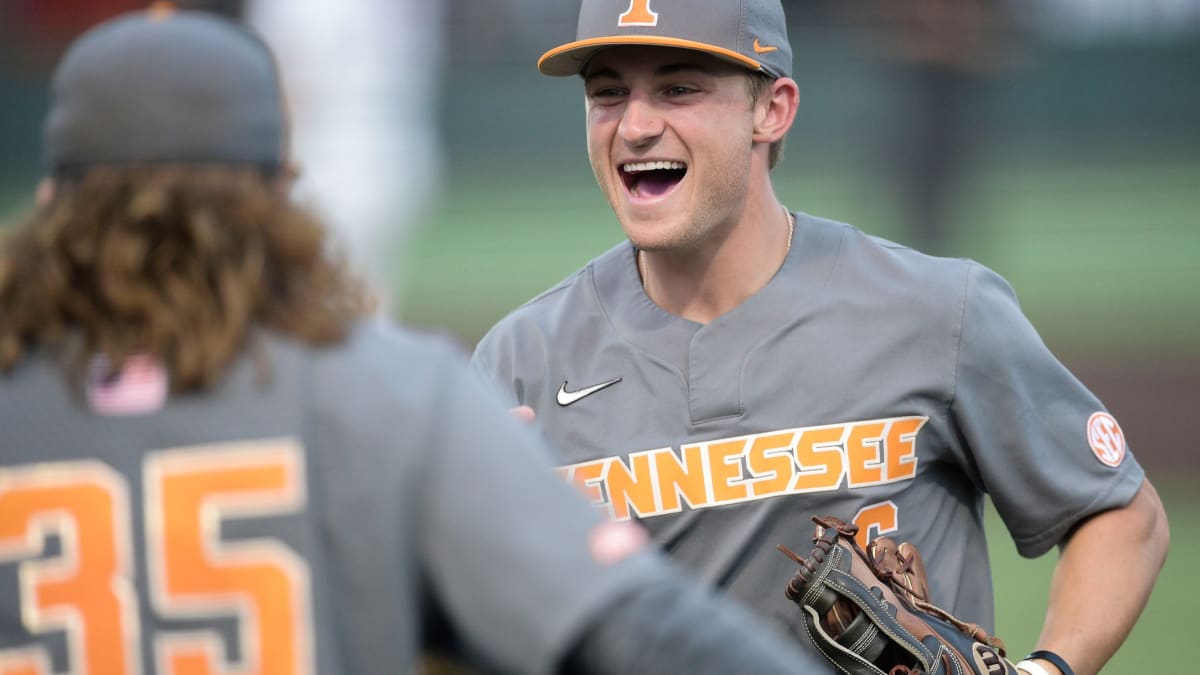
[539,0,792,79]
[44,7,286,175]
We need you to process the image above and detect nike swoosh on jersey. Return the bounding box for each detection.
[556,378,622,406]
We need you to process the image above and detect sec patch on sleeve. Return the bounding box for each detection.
[1087,412,1126,467]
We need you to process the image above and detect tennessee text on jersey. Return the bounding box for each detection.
[556,415,927,520]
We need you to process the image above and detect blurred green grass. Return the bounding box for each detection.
[396,149,1200,353]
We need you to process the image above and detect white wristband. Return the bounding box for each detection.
[1016,660,1054,675]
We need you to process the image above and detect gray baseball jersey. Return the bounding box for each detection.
[472,211,1146,646]
[0,320,750,674]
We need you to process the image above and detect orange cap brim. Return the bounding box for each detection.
[538,36,763,76]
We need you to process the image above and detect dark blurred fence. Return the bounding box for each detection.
[4,1,1199,191]
[430,0,1200,156]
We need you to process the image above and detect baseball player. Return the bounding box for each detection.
[0,9,824,674]
[470,1,1170,674]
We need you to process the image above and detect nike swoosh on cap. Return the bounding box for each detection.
[556,378,622,407]
[753,38,778,54]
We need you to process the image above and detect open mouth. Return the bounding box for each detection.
[620,160,687,199]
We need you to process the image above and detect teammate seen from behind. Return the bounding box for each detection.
[0,9,824,674]
[470,0,1170,673]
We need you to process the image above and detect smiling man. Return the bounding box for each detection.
[471,1,1168,674]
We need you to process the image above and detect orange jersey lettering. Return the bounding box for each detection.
[558,416,928,521]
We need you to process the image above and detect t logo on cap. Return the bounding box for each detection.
[539,0,792,79]
[619,0,659,26]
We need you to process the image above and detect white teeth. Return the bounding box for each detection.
[623,160,686,173]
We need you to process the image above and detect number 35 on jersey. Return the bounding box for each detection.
[0,439,312,675]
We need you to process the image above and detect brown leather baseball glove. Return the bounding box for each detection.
[779,515,1018,675]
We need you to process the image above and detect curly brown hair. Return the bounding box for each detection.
[0,165,375,392]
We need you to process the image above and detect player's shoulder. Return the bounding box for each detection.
[819,213,972,267]
[475,241,628,350]
[303,316,469,381]
[286,316,505,433]
[800,212,989,291]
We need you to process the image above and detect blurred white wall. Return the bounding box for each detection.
[247,0,446,307]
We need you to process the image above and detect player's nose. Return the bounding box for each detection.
[617,92,664,147]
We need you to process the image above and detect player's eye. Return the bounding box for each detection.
[664,85,698,97]
[587,87,629,107]
[589,86,625,99]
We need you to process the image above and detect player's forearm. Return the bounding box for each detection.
[1031,479,1169,675]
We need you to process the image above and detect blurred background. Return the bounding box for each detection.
[2,1,1197,671]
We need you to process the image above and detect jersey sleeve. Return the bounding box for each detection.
[563,573,822,674]
[950,263,1144,558]
[416,348,662,674]
[468,327,523,408]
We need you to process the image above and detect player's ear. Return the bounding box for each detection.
[752,76,799,145]
[35,177,56,208]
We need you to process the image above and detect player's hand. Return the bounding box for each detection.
[510,406,536,423]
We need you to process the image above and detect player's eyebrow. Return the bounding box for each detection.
[583,62,716,84]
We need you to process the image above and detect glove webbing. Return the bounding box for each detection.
[779,516,1017,675]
